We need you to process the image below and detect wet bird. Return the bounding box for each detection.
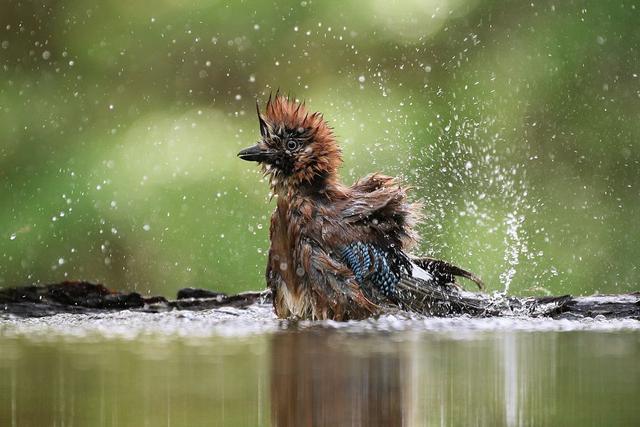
[238,94,483,320]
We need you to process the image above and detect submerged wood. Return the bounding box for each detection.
[0,281,638,320]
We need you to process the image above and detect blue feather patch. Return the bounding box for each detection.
[340,242,398,297]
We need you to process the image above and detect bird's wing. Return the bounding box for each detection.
[339,241,486,315]
[330,173,485,315]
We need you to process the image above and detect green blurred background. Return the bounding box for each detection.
[1,0,638,297]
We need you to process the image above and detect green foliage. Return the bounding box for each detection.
[1,0,638,296]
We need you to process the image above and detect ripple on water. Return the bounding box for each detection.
[0,305,639,341]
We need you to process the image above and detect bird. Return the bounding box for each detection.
[238,93,484,321]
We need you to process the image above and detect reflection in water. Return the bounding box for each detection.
[408,332,560,426]
[0,329,639,426]
[270,331,403,426]
[268,330,638,426]
[269,331,560,426]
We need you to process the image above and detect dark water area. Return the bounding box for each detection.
[1,310,639,426]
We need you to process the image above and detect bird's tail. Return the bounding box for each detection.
[411,256,484,290]
[391,258,489,316]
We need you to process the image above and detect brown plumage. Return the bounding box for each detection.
[238,94,483,320]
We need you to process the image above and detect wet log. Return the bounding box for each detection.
[0,281,268,318]
[0,281,638,320]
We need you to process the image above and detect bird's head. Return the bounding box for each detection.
[238,94,341,194]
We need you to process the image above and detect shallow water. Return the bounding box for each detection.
[1,308,639,426]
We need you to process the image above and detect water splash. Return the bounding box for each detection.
[500,211,526,293]
[413,111,540,294]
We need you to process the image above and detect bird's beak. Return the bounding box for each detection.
[237,144,269,162]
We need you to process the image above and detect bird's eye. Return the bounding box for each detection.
[286,140,298,151]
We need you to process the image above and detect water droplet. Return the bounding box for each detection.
[142,224,151,231]
[42,50,51,60]
[58,258,65,266]
[358,75,366,83]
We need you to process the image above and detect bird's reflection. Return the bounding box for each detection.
[270,330,404,427]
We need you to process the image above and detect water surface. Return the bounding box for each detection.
[1,308,639,426]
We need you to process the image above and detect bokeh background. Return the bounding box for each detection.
[1,0,638,297]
